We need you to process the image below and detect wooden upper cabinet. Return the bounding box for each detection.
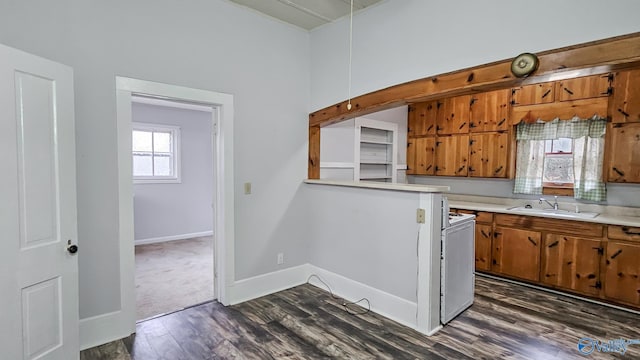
[436,95,470,135]
[606,123,640,183]
[542,234,602,296]
[406,138,416,175]
[413,137,436,175]
[492,226,541,282]
[408,102,437,137]
[511,82,554,106]
[468,132,509,178]
[609,69,640,123]
[605,241,640,306]
[469,89,510,132]
[556,74,611,102]
[435,135,469,176]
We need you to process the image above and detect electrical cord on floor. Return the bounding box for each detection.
[307,274,371,316]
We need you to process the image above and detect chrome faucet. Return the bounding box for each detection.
[539,196,559,210]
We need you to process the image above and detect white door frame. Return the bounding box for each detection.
[115,77,235,328]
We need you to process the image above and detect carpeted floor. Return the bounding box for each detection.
[135,236,214,321]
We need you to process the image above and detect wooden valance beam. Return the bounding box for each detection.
[308,32,640,179]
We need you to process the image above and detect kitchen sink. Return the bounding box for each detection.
[506,206,599,219]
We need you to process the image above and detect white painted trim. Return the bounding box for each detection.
[320,161,354,168]
[95,77,234,350]
[415,192,443,335]
[306,265,419,330]
[354,117,398,183]
[134,231,214,245]
[132,94,213,113]
[79,311,130,351]
[396,164,407,170]
[230,264,311,305]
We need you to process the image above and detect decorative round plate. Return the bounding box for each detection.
[511,53,539,78]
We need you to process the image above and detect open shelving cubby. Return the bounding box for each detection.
[354,118,398,183]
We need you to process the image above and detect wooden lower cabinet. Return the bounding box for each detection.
[475,223,492,271]
[542,234,602,296]
[492,227,541,282]
[605,241,640,306]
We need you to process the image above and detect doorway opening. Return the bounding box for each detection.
[131,96,215,320]
[115,77,235,331]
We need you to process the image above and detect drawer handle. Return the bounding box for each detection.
[610,249,623,259]
[548,241,559,248]
[528,237,538,246]
[541,89,552,99]
[622,227,640,236]
[563,87,574,95]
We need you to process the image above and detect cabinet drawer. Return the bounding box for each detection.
[457,209,493,223]
[495,214,603,237]
[608,225,640,243]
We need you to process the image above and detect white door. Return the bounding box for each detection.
[0,44,79,359]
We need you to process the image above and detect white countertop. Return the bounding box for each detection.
[304,179,449,193]
[448,198,640,227]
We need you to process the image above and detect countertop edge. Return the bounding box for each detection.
[304,179,450,193]
[449,200,640,227]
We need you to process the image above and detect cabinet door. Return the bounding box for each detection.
[492,227,541,282]
[609,69,640,123]
[414,137,436,175]
[436,95,470,134]
[469,89,510,132]
[556,74,611,102]
[408,102,437,137]
[406,138,416,175]
[605,241,640,305]
[475,223,493,271]
[606,123,640,183]
[468,132,508,178]
[435,135,469,176]
[542,234,602,296]
[511,82,554,106]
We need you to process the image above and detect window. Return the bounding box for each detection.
[132,123,180,183]
[543,138,574,189]
[513,117,607,201]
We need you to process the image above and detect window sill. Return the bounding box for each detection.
[134,178,181,185]
[542,185,574,197]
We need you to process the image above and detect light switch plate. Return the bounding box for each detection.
[417,208,426,224]
[244,182,251,195]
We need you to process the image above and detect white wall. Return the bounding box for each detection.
[310,0,640,111]
[0,0,311,325]
[132,102,213,242]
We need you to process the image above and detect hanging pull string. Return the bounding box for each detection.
[347,0,354,111]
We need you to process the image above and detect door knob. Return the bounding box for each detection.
[67,239,78,254]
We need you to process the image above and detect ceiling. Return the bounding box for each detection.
[229,0,384,30]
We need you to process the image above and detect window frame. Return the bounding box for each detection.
[132,122,181,184]
[542,138,574,194]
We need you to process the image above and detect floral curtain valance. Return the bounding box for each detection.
[516,116,607,141]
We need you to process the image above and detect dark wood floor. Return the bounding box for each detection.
[82,276,640,359]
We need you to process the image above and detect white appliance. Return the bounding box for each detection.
[440,203,475,324]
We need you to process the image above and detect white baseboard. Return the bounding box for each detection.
[229,264,311,305]
[134,230,214,245]
[79,310,135,351]
[306,265,418,330]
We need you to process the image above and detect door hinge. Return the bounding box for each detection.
[591,280,602,289]
[593,247,604,255]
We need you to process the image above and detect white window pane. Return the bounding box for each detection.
[553,138,572,153]
[153,132,172,153]
[133,130,152,152]
[154,155,172,176]
[543,154,574,184]
[133,154,153,176]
